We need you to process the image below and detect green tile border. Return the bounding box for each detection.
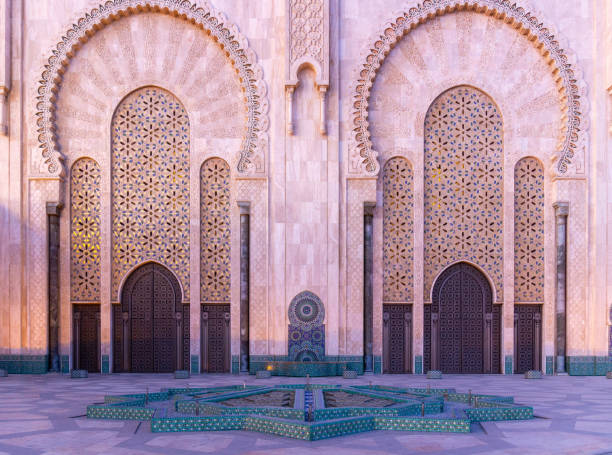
[0,355,48,374]
[190,355,200,374]
[101,355,110,374]
[415,355,423,374]
[373,356,382,374]
[86,383,533,440]
[546,356,553,375]
[61,355,70,374]
[504,355,513,375]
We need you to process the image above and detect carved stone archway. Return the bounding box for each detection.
[349,0,587,176]
[36,0,269,177]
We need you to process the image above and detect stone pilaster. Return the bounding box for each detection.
[553,201,569,374]
[0,0,11,135]
[46,201,63,372]
[363,202,375,373]
[238,201,250,373]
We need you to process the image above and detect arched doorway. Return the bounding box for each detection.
[430,263,498,374]
[119,263,184,373]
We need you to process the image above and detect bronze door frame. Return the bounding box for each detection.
[120,263,183,372]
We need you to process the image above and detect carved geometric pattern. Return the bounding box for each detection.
[70,158,101,301]
[36,0,269,176]
[424,86,503,300]
[383,158,413,303]
[514,158,544,302]
[289,0,324,65]
[201,159,231,303]
[111,87,190,300]
[350,0,586,175]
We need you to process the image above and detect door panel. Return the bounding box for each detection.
[514,304,542,373]
[201,304,230,373]
[383,304,412,374]
[73,304,100,372]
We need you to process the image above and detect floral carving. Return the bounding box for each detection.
[290,0,324,65]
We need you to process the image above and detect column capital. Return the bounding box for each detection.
[553,201,569,217]
[237,201,250,215]
[46,201,64,216]
[364,201,376,216]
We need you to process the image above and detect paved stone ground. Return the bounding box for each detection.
[0,373,611,454]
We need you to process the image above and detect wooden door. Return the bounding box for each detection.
[383,304,412,373]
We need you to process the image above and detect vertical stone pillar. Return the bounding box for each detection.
[553,202,569,374]
[363,202,375,373]
[0,0,11,135]
[238,202,250,373]
[46,202,63,372]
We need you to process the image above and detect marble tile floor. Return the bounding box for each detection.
[0,373,611,455]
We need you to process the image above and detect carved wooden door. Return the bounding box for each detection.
[120,263,182,373]
[431,263,493,374]
[130,270,154,372]
[514,304,542,373]
[73,304,100,372]
[201,304,230,373]
[383,304,412,373]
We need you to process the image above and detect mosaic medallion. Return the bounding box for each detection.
[288,292,325,361]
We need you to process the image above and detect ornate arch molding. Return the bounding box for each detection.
[349,0,587,176]
[36,0,269,177]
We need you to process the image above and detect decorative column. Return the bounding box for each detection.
[363,202,375,373]
[553,201,569,374]
[47,202,63,372]
[0,0,11,135]
[73,312,80,370]
[238,202,250,373]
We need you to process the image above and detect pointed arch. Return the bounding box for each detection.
[349,0,587,176]
[36,0,268,176]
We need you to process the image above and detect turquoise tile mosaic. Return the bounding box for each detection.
[86,382,534,440]
[190,355,200,374]
[504,355,513,374]
[0,355,48,374]
[61,355,69,374]
[415,355,423,374]
[101,355,109,374]
[546,356,554,375]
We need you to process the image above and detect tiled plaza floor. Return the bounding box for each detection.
[0,373,611,454]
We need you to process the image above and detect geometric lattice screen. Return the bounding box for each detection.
[383,157,414,303]
[70,158,101,301]
[111,87,190,301]
[200,158,231,303]
[424,86,504,301]
[514,157,544,303]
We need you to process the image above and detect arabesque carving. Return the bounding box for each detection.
[349,0,587,176]
[36,0,269,176]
